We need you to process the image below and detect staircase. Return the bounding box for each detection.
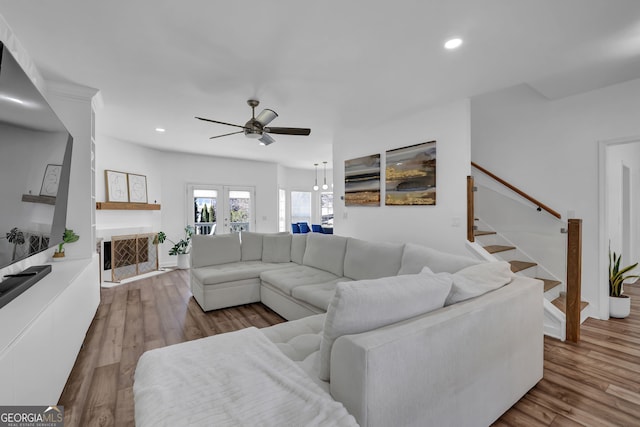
[471,220,589,341]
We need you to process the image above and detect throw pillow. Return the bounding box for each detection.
[420,261,514,306]
[240,231,264,261]
[318,273,453,381]
[262,234,292,263]
[398,243,482,275]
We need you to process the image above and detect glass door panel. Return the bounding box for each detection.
[225,188,254,233]
[188,185,254,234]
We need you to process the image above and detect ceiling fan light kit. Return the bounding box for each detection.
[197,99,310,146]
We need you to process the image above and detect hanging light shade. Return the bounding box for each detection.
[322,161,329,190]
[313,163,319,191]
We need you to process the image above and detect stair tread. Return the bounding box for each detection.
[474,230,496,236]
[551,294,589,314]
[509,260,537,273]
[484,245,516,254]
[536,278,562,293]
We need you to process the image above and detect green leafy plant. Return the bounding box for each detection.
[155,226,194,255]
[6,227,25,260]
[56,228,80,254]
[609,248,639,297]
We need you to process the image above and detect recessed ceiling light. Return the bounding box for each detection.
[444,38,463,50]
[155,127,166,133]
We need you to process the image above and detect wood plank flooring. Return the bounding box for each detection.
[57,270,285,426]
[59,271,640,426]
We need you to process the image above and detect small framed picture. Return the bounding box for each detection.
[40,164,62,197]
[105,170,129,202]
[127,173,148,203]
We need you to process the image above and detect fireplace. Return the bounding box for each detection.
[106,233,158,282]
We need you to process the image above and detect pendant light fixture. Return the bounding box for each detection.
[313,163,319,191]
[322,161,329,190]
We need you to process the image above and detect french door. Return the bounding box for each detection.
[187,184,255,234]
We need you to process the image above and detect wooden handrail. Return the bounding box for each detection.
[467,176,475,242]
[471,162,561,219]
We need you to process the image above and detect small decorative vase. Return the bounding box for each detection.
[52,251,65,261]
[609,295,631,318]
[176,253,190,269]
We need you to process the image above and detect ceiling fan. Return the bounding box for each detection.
[196,99,311,146]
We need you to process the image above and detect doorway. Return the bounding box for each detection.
[187,184,255,234]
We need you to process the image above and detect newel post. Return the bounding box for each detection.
[467,176,475,242]
[566,218,582,342]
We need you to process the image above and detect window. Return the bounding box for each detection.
[291,191,311,225]
[321,192,334,226]
[278,189,286,232]
[193,189,217,235]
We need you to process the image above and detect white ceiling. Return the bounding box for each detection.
[1,0,640,169]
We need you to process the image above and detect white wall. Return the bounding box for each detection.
[471,78,640,318]
[95,137,280,266]
[333,99,471,254]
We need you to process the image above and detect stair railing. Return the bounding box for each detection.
[467,163,583,342]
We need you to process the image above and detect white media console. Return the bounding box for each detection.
[0,255,100,404]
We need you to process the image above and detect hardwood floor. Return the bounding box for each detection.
[57,270,285,426]
[59,271,640,426]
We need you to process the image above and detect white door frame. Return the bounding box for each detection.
[186,183,256,234]
[598,135,640,319]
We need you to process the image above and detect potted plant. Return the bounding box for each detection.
[6,227,25,261]
[609,248,639,318]
[156,226,194,269]
[53,228,80,260]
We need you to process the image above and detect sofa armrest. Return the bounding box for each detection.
[330,277,543,427]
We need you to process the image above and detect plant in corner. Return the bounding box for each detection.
[6,227,25,261]
[609,247,639,319]
[155,226,194,269]
[53,228,80,259]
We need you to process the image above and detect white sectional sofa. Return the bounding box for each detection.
[135,231,544,426]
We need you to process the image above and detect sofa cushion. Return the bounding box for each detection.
[191,233,241,268]
[262,234,292,263]
[260,265,341,295]
[343,238,404,280]
[318,272,453,381]
[291,279,353,311]
[291,234,307,264]
[192,261,294,286]
[240,232,264,261]
[398,243,481,275]
[303,234,348,277]
[420,261,514,306]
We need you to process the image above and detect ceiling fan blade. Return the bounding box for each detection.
[196,116,247,130]
[264,127,311,136]
[258,133,275,146]
[209,130,244,140]
[255,109,278,126]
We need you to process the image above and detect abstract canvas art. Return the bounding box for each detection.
[385,141,436,205]
[344,154,381,206]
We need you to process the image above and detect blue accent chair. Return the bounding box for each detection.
[291,223,301,234]
[311,224,323,233]
[298,222,311,233]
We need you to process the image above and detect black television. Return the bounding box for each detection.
[0,41,73,271]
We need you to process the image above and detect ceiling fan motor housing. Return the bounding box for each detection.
[244,119,263,138]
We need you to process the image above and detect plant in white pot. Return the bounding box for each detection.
[609,249,639,318]
[156,226,194,269]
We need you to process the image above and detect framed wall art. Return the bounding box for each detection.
[127,173,148,203]
[385,140,436,206]
[39,164,62,197]
[105,170,129,202]
[344,154,381,206]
